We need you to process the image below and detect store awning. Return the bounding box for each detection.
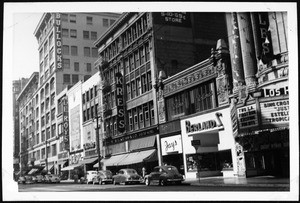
[93,153,128,168]
[129,135,156,151]
[80,157,98,165]
[61,163,82,171]
[118,149,157,166]
[28,168,38,175]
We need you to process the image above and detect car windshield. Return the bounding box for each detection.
[126,169,137,174]
[166,166,179,173]
[102,171,112,176]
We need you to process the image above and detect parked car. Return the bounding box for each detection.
[112,169,142,185]
[24,175,35,184]
[18,176,26,184]
[85,170,98,184]
[43,174,61,183]
[92,170,113,185]
[34,175,44,183]
[144,165,184,186]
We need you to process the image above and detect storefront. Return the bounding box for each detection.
[94,128,159,176]
[180,106,237,180]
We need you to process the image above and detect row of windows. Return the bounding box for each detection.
[63,74,80,84]
[29,142,57,161]
[83,103,98,122]
[62,59,93,71]
[165,80,216,121]
[61,29,98,41]
[126,71,152,100]
[61,13,116,27]
[82,86,98,104]
[61,45,98,57]
[100,14,148,62]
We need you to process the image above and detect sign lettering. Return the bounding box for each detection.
[56,13,62,69]
[115,72,125,133]
[260,100,289,125]
[237,104,258,129]
[262,86,288,97]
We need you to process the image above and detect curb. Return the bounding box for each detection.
[186,182,289,188]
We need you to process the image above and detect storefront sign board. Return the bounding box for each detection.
[161,135,183,156]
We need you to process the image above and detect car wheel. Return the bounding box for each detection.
[113,179,117,185]
[159,179,167,186]
[145,178,150,186]
[99,179,102,185]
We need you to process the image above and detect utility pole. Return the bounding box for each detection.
[94,115,102,172]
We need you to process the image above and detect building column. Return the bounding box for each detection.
[237,13,258,93]
[227,13,246,98]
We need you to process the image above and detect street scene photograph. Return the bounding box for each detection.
[3,1,299,201]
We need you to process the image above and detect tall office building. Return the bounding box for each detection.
[17,12,121,175]
[93,12,228,174]
[13,78,29,178]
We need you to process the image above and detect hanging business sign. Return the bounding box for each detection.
[115,72,125,133]
[55,13,62,69]
[261,83,288,98]
[161,135,183,156]
[237,104,258,129]
[63,97,69,150]
[260,99,289,125]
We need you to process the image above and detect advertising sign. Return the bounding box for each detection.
[55,13,62,69]
[260,99,289,125]
[70,105,81,151]
[237,104,258,129]
[153,12,191,27]
[63,97,69,150]
[161,135,182,156]
[115,72,125,133]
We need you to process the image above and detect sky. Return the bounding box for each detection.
[2,2,299,201]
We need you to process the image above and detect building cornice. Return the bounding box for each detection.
[16,72,39,102]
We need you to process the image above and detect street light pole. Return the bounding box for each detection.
[94,116,102,172]
[45,140,48,174]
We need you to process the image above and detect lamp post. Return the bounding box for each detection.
[93,115,102,172]
[45,140,48,174]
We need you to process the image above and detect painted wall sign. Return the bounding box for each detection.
[161,135,182,156]
[164,66,216,96]
[185,112,224,135]
[70,105,81,152]
[260,99,289,125]
[237,104,258,129]
[55,13,62,69]
[115,72,125,133]
[154,12,191,27]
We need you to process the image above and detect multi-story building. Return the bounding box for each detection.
[93,12,228,174]
[13,78,29,178]
[16,73,39,175]
[158,11,290,180]
[16,12,121,176]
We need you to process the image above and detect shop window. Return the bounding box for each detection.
[186,153,220,172]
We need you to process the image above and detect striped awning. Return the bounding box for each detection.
[61,163,82,171]
[93,153,127,168]
[117,149,156,166]
[28,168,38,175]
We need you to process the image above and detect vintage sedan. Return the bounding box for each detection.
[92,170,113,185]
[24,175,35,184]
[43,174,61,183]
[144,165,184,186]
[34,175,44,183]
[112,169,142,185]
[18,176,26,184]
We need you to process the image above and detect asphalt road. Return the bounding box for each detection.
[18,182,289,192]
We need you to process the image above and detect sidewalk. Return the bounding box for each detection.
[184,176,290,188]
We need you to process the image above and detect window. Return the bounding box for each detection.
[90,88,93,99]
[51,124,56,138]
[140,46,145,64]
[131,80,136,99]
[49,48,54,61]
[41,130,45,142]
[135,51,140,68]
[72,74,79,83]
[147,71,152,91]
[110,19,116,26]
[136,77,141,96]
[86,63,92,72]
[139,106,144,128]
[50,63,54,73]
[36,133,39,145]
[71,46,78,56]
[74,62,79,71]
[63,74,70,84]
[41,148,45,159]
[46,112,50,124]
[126,83,131,100]
[145,42,150,62]
[49,32,53,46]
[83,31,89,39]
[40,62,44,73]
[51,108,55,120]
[52,144,57,156]
[44,55,48,67]
[51,93,55,106]
[130,55,135,71]
[128,110,133,131]
[70,29,77,38]
[39,49,43,61]
[91,31,97,40]
[46,127,51,140]
[36,120,39,131]
[124,58,129,74]
[47,146,51,157]
[87,16,93,25]
[150,102,155,125]
[63,59,70,69]
[84,47,90,57]
[61,14,68,22]
[70,14,76,23]
[62,45,69,55]
[103,18,109,27]
[44,41,48,53]
[62,29,69,37]
[84,75,91,81]
[91,106,94,119]
[92,48,98,57]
